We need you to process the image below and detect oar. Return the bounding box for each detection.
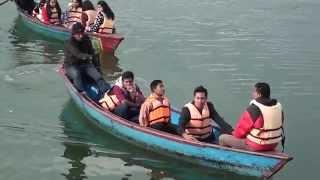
[0,0,10,6]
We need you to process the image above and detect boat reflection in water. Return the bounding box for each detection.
[59,100,255,180]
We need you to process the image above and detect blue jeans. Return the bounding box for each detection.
[66,64,110,94]
[202,127,221,144]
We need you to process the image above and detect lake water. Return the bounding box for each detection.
[0,0,319,179]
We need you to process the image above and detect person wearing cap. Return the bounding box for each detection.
[64,22,110,95]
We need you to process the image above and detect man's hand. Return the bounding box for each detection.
[82,54,93,61]
[182,133,199,142]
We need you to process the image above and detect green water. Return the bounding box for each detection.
[1,0,319,179]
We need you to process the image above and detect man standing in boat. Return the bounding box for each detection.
[64,22,110,95]
[178,86,233,143]
[219,82,285,151]
[139,80,171,131]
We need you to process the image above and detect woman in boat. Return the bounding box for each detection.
[41,0,62,25]
[32,0,46,21]
[81,0,97,30]
[65,0,83,28]
[87,0,115,34]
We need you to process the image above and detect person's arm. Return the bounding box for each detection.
[65,41,93,61]
[85,36,95,55]
[139,101,151,127]
[88,12,104,32]
[134,86,145,105]
[232,110,255,138]
[208,102,233,134]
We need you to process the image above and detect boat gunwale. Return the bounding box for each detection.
[59,66,293,163]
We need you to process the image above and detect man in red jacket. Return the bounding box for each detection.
[219,82,284,151]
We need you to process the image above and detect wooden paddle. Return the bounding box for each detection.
[0,0,10,6]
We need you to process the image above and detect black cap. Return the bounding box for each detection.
[71,22,84,34]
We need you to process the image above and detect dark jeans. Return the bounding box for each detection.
[66,64,110,94]
[150,123,177,134]
[113,104,140,120]
[201,127,222,144]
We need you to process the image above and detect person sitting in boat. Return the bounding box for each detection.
[15,0,36,15]
[178,86,233,143]
[40,0,62,25]
[32,0,46,21]
[64,0,83,28]
[81,0,97,29]
[138,80,172,131]
[99,71,145,120]
[64,22,110,95]
[219,82,285,151]
[86,0,115,34]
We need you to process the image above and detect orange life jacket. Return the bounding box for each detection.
[146,94,170,126]
[246,100,283,145]
[98,12,114,34]
[99,93,120,111]
[184,102,215,140]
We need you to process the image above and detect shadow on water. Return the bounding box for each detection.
[8,17,64,67]
[59,100,257,180]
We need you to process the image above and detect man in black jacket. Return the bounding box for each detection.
[15,0,36,14]
[64,22,110,95]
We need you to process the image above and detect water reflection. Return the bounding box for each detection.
[9,17,63,67]
[59,100,256,180]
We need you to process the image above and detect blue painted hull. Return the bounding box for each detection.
[60,67,292,178]
[17,8,124,54]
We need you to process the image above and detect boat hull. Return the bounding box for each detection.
[60,67,292,179]
[17,10,124,54]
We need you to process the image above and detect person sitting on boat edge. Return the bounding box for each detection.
[81,0,97,30]
[40,0,62,25]
[64,0,83,28]
[64,22,110,96]
[139,80,172,132]
[178,86,233,143]
[87,0,115,34]
[219,82,285,151]
[99,71,145,120]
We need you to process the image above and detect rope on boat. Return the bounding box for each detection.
[0,0,10,6]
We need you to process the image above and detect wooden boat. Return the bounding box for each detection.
[16,7,124,54]
[59,66,292,179]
